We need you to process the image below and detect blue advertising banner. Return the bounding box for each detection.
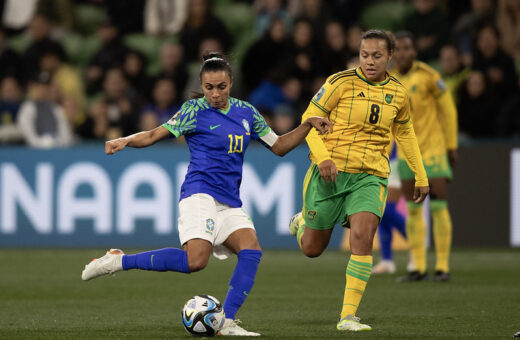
[0,144,345,248]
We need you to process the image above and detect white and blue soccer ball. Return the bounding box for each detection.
[181,295,225,337]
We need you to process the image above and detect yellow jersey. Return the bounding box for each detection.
[390,61,458,159]
[302,67,428,187]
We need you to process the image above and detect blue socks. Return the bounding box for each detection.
[378,202,406,261]
[122,247,190,273]
[378,217,393,261]
[223,249,262,320]
[121,247,262,320]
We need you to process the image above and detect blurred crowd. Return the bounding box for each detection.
[0,0,519,148]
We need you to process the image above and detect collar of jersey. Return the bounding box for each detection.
[203,96,231,115]
[355,67,390,86]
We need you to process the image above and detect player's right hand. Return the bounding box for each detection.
[413,186,429,204]
[305,116,333,135]
[318,159,338,182]
[105,138,127,155]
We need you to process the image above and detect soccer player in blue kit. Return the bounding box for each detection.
[81,52,332,336]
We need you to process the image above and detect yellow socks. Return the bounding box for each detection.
[341,255,372,318]
[431,200,452,273]
[406,202,427,274]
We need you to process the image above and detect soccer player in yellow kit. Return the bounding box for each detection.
[391,31,458,283]
[288,30,429,332]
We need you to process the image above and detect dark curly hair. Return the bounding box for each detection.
[360,29,395,54]
[199,52,233,80]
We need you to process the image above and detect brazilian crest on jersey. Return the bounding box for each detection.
[242,119,250,134]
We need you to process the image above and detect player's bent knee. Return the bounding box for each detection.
[187,256,209,272]
[302,245,325,258]
[299,227,332,258]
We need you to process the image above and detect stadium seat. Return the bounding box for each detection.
[214,2,255,67]
[360,1,413,32]
[62,33,101,68]
[123,34,176,75]
[74,4,107,35]
[214,2,254,38]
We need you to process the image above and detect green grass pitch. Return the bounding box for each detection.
[0,248,519,339]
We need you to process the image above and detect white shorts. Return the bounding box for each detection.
[178,193,255,260]
[388,159,401,189]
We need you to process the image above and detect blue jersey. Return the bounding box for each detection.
[162,97,273,207]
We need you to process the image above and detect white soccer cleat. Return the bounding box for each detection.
[288,212,302,236]
[337,315,372,332]
[81,249,124,281]
[372,260,396,274]
[218,319,260,336]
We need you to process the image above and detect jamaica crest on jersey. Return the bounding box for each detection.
[242,119,250,135]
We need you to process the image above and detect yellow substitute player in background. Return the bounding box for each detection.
[391,31,458,283]
[288,30,429,332]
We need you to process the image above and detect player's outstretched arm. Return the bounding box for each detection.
[436,91,458,166]
[392,118,429,203]
[437,94,458,149]
[394,122,430,203]
[270,117,332,157]
[105,126,171,155]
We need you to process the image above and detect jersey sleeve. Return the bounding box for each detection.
[300,77,343,164]
[251,107,278,147]
[306,77,342,116]
[394,94,411,124]
[430,71,458,150]
[393,92,428,187]
[161,101,197,137]
[430,71,447,98]
[436,88,458,150]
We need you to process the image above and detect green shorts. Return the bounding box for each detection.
[302,164,388,230]
[398,153,452,180]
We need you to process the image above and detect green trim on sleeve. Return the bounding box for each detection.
[310,100,330,114]
[161,123,180,138]
[257,126,271,138]
[252,108,271,137]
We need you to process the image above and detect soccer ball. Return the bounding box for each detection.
[181,295,225,337]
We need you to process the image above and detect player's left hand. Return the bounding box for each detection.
[413,186,429,204]
[448,149,458,166]
[305,117,333,135]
